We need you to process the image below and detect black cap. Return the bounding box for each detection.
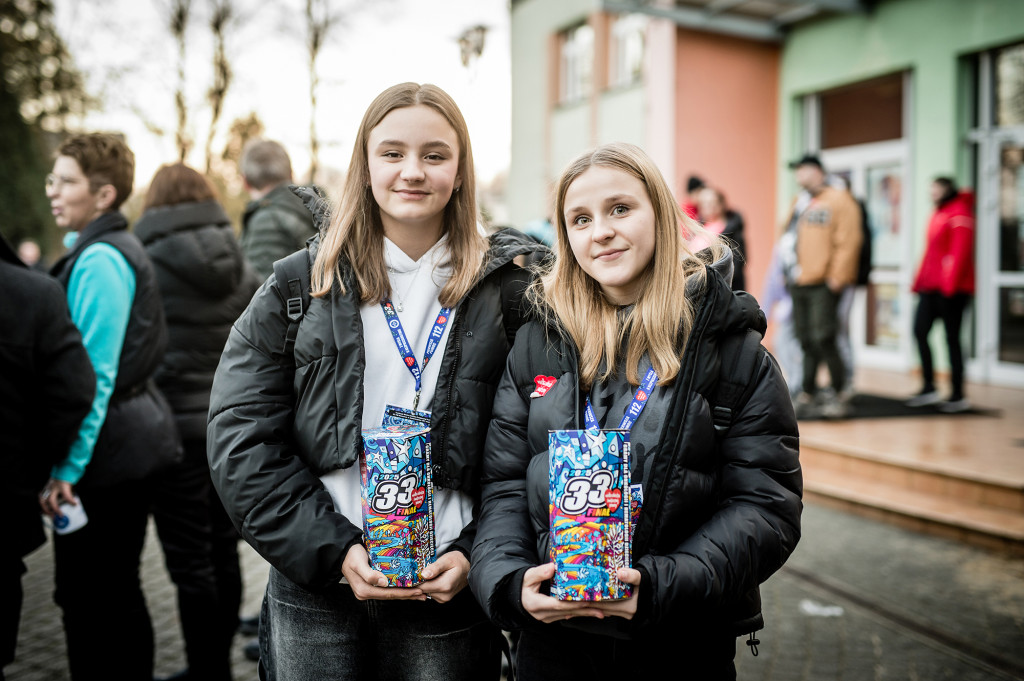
[788,154,824,171]
[686,175,705,192]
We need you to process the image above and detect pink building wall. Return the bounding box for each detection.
[674,29,780,299]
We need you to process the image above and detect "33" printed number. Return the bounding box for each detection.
[557,470,614,514]
[371,473,419,513]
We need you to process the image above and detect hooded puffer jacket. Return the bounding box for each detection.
[208,211,548,589]
[469,250,802,639]
[912,191,975,297]
[135,200,261,441]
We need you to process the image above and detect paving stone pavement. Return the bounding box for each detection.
[7,502,1024,680]
[8,520,269,681]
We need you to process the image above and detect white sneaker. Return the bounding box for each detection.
[937,398,970,413]
[905,390,941,407]
[820,393,849,419]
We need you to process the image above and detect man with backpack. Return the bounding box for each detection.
[781,154,863,419]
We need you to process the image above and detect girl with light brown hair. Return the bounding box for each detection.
[471,142,802,680]
[208,82,546,680]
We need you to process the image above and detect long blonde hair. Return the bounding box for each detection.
[534,142,724,389]
[311,83,486,305]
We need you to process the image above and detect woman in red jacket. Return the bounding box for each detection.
[906,177,975,412]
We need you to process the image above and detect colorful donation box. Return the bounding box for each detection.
[360,425,436,586]
[548,428,632,601]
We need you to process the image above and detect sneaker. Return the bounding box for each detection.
[905,390,941,407]
[792,391,819,419]
[820,392,850,419]
[937,398,970,413]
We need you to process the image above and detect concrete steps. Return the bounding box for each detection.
[800,436,1024,553]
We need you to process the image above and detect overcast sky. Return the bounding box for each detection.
[53,0,512,187]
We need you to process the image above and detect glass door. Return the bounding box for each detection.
[822,140,913,371]
[977,134,1024,383]
[967,42,1024,386]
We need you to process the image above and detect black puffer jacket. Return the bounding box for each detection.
[208,220,547,590]
[0,235,94,557]
[469,251,802,638]
[135,200,260,441]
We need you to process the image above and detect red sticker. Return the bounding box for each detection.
[532,375,557,398]
[604,489,622,513]
[411,487,426,508]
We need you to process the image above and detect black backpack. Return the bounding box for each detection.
[856,199,872,286]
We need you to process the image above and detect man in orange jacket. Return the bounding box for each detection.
[781,154,863,418]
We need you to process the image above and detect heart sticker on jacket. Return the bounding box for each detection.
[411,487,426,508]
[530,375,557,399]
[604,489,622,513]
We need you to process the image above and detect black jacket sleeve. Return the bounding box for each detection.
[469,327,542,630]
[633,351,802,627]
[207,277,362,590]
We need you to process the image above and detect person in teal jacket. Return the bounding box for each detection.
[40,133,180,681]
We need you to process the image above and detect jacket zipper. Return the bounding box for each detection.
[632,277,717,558]
[434,307,463,485]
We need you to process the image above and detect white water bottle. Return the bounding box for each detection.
[51,496,88,535]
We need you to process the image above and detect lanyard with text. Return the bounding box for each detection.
[583,365,659,431]
[380,299,452,412]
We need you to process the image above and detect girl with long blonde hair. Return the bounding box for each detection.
[471,142,802,680]
[208,82,546,680]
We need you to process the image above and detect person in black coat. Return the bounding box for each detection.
[697,186,747,291]
[0,232,94,678]
[134,162,260,681]
[469,143,801,681]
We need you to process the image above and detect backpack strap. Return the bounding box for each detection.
[272,249,312,357]
[712,328,764,437]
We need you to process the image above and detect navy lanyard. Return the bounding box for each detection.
[583,365,659,431]
[380,300,452,411]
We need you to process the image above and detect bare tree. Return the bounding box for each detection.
[204,0,234,174]
[304,0,334,184]
[169,0,193,162]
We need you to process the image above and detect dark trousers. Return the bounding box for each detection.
[790,283,846,395]
[152,438,241,681]
[0,555,27,676]
[515,624,737,681]
[54,481,154,681]
[913,292,971,399]
[2,500,46,676]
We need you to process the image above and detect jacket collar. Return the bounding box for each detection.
[50,212,128,277]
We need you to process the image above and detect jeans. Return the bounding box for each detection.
[913,292,971,399]
[54,480,154,681]
[790,283,846,395]
[152,438,242,681]
[259,566,502,681]
[515,623,737,681]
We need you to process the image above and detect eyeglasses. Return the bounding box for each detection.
[44,174,85,191]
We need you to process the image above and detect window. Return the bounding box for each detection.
[996,43,1024,127]
[820,72,903,149]
[559,23,593,104]
[609,13,646,89]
